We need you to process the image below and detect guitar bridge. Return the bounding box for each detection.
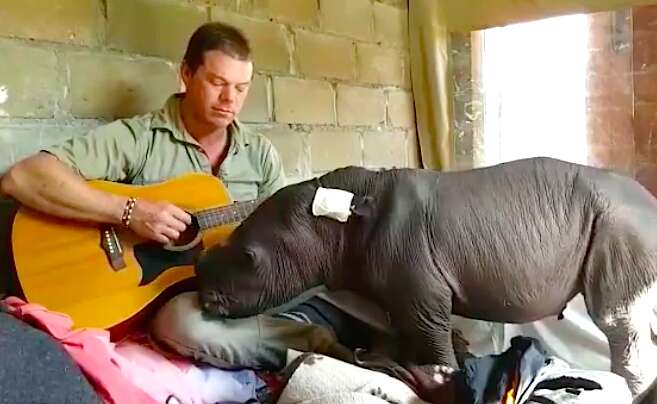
[100,226,126,271]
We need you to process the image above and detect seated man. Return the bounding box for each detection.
[0,21,384,370]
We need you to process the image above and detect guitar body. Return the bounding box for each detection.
[9,173,237,333]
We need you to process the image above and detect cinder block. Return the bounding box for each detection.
[634,102,657,152]
[240,0,318,27]
[363,129,406,168]
[387,89,415,128]
[310,129,361,172]
[633,30,657,71]
[357,43,404,86]
[0,123,93,172]
[212,10,291,73]
[0,0,103,45]
[258,125,310,178]
[273,77,335,124]
[66,52,178,119]
[320,0,373,41]
[0,41,60,118]
[373,2,408,48]
[0,135,12,175]
[108,0,207,61]
[295,30,356,80]
[337,85,385,126]
[635,67,657,103]
[239,74,270,123]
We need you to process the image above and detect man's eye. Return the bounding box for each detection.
[236,86,247,93]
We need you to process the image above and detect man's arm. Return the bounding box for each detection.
[1,153,127,224]
[2,119,141,223]
[1,153,191,244]
[1,119,192,244]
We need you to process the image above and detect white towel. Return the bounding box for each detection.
[312,187,354,223]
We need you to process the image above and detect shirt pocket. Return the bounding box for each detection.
[225,180,259,202]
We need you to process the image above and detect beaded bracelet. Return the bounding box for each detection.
[121,197,137,228]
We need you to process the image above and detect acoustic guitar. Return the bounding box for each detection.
[4,173,259,335]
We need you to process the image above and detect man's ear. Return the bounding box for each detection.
[350,195,374,217]
[180,61,193,89]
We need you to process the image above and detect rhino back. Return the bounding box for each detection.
[428,157,599,322]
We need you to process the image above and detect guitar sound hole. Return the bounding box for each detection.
[172,214,201,247]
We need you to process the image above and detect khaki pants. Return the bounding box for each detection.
[151,291,354,370]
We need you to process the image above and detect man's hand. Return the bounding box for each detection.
[128,199,192,244]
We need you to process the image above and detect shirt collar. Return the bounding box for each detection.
[151,93,248,152]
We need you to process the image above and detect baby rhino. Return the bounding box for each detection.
[195,157,657,400]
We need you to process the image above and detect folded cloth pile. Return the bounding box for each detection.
[374,336,632,404]
[460,336,632,404]
[1,296,263,404]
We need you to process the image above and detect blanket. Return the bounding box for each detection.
[277,351,429,404]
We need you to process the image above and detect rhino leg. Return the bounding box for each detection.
[587,281,657,398]
[387,271,458,369]
[582,199,657,399]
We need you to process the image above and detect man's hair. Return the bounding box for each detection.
[183,22,251,73]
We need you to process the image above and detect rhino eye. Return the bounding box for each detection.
[243,248,257,266]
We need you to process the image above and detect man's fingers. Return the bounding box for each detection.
[130,200,192,243]
[161,207,189,232]
[169,205,192,225]
[153,233,170,244]
[165,214,188,233]
[160,226,181,241]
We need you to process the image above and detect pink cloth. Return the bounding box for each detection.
[2,296,156,404]
[114,333,205,403]
[2,297,259,404]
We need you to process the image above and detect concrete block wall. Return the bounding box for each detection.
[633,5,657,172]
[585,10,636,175]
[0,0,419,183]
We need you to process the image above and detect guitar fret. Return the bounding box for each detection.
[195,197,264,230]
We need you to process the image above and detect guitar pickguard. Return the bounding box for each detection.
[133,241,204,286]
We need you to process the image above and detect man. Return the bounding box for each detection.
[1,22,383,370]
[1,22,282,241]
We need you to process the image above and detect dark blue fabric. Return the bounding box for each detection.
[461,336,548,404]
[273,295,375,350]
[0,312,100,404]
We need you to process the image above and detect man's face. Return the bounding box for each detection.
[182,50,253,129]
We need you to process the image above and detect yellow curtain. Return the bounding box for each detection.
[409,0,657,170]
[409,1,452,170]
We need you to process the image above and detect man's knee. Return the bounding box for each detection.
[151,291,284,369]
[150,292,350,369]
[151,291,205,344]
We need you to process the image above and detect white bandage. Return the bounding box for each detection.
[312,187,354,223]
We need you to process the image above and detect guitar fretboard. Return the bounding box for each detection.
[194,199,263,230]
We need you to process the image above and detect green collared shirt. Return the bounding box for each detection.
[44,94,286,201]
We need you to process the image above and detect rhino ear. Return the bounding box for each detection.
[350,195,374,217]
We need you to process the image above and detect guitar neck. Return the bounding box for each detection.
[194,198,262,230]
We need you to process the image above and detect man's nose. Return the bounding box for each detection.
[220,86,237,103]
